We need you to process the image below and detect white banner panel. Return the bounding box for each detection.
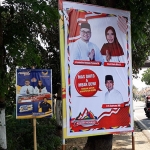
[63,1,133,138]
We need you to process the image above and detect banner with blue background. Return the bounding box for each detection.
[16,69,52,119]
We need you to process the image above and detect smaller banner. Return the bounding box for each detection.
[16,69,52,119]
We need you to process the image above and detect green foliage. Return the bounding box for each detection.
[0,0,60,100]
[132,84,138,99]
[6,115,61,150]
[36,118,62,150]
[116,0,150,74]
[141,68,150,85]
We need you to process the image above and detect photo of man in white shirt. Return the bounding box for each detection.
[20,79,34,95]
[72,22,104,63]
[105,75,123,104]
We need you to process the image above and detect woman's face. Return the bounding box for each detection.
[38,81,42,86]
[106,29,115,43]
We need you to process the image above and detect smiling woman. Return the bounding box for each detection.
[100,26,124,62]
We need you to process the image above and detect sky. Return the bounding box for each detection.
[132,68,149,90]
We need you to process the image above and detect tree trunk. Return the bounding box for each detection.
[0,7,7,150]
[83,134,113,150]
[0,109,7,150]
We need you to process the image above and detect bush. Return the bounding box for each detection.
[6,115,61,150]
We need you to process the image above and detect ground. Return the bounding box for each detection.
[63,121,141,150]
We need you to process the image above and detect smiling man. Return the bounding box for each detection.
[72,22,104,63]
[105,75,124,104]
[38,97,51,113]
[20,79,34,95]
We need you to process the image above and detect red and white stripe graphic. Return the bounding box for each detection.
[97,108,120,122]
[117,15,128,34]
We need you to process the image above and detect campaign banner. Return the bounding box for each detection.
[60,1,133,138]
[16,69,52,119]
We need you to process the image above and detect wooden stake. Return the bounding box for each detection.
[62,144,66,150]
[33,118,37,150]
[132,132,135,150]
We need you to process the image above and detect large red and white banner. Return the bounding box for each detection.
[62,1,133,138]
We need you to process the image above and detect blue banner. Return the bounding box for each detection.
[16,69,52,119]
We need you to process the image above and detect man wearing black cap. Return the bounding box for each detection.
[105,75,123,104]
[72,22,104,63]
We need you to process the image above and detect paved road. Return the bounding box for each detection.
[133,100,150,141]
[134,100,150,129]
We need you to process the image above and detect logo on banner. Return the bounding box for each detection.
[42,70,48,76]
[18,71,30,76]
[74,69,102,97]
[73,108,98,127]
[19,104,33,112]
[31,78,37,82]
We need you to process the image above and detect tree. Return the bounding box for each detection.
[133,85,138,99]
[141,68,150,85]
[0,0,60,149]
[0,0,60,103]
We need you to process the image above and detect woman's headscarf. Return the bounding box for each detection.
[37,81,45,89]
[101,26,124,56]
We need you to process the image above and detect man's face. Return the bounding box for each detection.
[106,29,115,43]
[44,98,47,103]
[25,80,30,86]
[105,80,114,91]
[80,28,91,42]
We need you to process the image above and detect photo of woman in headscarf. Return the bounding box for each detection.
[34,80,48,95]
[100,26,124,62]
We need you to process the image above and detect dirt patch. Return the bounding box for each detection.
[64,121,140,150]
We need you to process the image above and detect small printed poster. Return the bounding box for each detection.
[16,69,52,119]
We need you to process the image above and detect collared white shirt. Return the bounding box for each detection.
[20,85,34,95]
[34,86,48,95]
[105,89,123,104]
[72,39,104,63]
